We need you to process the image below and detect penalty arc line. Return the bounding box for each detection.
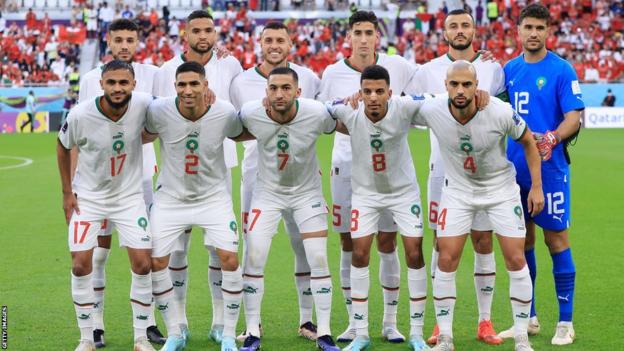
[0,156,34,170]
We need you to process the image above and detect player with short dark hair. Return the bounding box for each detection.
[497,3,584,345]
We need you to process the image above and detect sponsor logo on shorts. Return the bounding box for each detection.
[136,314,148,320]
[411,312,424,319]
[243,286,258,294]
[173,280,185,287]
[157,303,168,311]
[140,235,150,242]
[316,287,332,294]
[354,313,364,321]
[552,214,563,223]
[78,313,91,320]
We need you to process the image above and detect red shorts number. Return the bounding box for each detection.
[438,208,447,231]
[73,221,91,244]
[332,204,342,226]
[429,201,439,224]
[350,209,359,232]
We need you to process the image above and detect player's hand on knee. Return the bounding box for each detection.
[536,130,560,161]
[63,192,80,224]
[475,89,490,110]
[527,185,545,217]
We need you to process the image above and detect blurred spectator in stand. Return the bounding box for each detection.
[486,0,498,24]
[99,2,114,32]
[122,5,134,19]
[25,8,36,29]
[20,90,36,133]
[476,0,484,26]
[602,88,616,107]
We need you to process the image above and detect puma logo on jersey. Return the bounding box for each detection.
[113,132,124,139]
[188,131,199,138]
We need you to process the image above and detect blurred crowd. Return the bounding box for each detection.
[1,0,623,86]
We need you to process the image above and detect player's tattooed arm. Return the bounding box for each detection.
[57,139,80,224]
[518,126,544,217]
[142,128,159,144]
[229,127,256,142]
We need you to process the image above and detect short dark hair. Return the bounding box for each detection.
[446,8,475,24]
[349,10,378,29]
[175,61,205,78]
[268,67,298,83]
[519,3,550,25]
[262,21,288,33]
[102,59,135,77]
[186,10,213,24]
[108,18,139,33]
[360,65,390,85]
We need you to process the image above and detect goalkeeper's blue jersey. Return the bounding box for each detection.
[504,51,585,180]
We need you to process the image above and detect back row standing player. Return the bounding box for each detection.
[229,22,322,341]
[407,9,506,346]
[318,11,418,344]
[78,19,164,347]
[498,4,584,345]
[154,10,243,342]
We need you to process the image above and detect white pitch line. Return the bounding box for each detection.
[0,156,34,170]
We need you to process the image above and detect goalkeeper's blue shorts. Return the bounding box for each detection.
[517,167,571,232]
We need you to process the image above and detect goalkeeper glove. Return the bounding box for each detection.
[536,130,561,161]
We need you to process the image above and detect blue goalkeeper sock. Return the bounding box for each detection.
[552,248,575,322]
[525,248,537,318]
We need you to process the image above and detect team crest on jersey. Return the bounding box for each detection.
[112,140,125,154]
[277,132,289,152]
[459,135,473,154]
[536,76,547,90]
[186,138,199,153]
[369,133,384,152]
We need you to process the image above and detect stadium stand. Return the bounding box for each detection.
[0,0,622,85]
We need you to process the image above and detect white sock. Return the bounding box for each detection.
[221,268,243,339]
[242,235,271,337]
[408,267,427,337]
[291,235,313,326]
[169,233,190,327]
[303,237,332,337]
[92,247,110,331]
[208,247,224,327]
[430,248,439,279]
[433,269,456,338]
[152,269,181,336]
[379,251,400,328]
[350,265,369,337]
[72,272,95,341]
[130,271,153,341]
[509,265,532,337]
[340,250,354,328]
[474,252,496,322]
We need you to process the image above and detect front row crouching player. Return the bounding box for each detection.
[411,61,544,351]
[326,65,429,351]
[238,67,339,351]
[143,62,251,351]
[57,60,158,351]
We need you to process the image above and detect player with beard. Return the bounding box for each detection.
[155,10,243,343]
[318,11,418,345]
[406,9,506,346]
[410,61,544,351]
[58,60,158,351]
[238,67,340,351]
[229,21,321,342]
[77,18,164,348]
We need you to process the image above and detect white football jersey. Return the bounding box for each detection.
[318,53,418,164]
[230,62,321,176]
[406,53,506,178]
[58,92,153,203]
[413,96,527,191]
[155,53,243,168]
[146,97,242,201]
[79,62,159,102]
[327,95,427,197]
[239,98,337,195]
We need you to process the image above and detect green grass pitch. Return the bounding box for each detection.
[1,129,623,350]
